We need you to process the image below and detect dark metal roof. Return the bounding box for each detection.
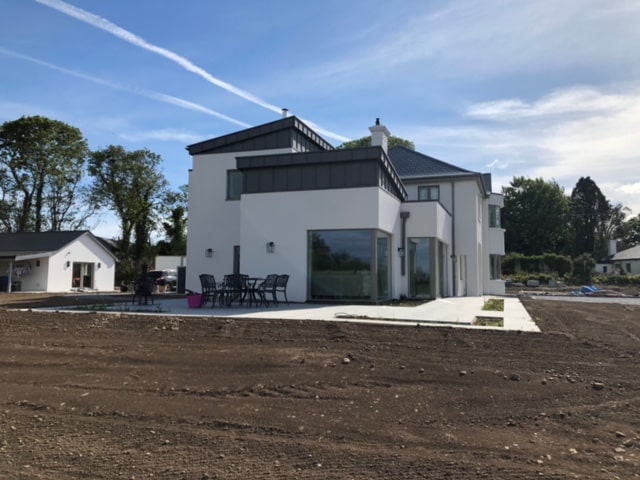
[0,231,111,258]
[388,145,493,195]
[187,116,335,155]
[388,146,473,179]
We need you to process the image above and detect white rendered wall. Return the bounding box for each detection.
[239,187,401,302]
[45,235,115,292]
[185,148,294,291]
[450,179,483,296]
[400,201,453,296]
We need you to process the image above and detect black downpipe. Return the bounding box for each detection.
[400,211,410,276]
[451,182,457,297]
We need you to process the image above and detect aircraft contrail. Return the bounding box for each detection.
[0,47,251,128]
[35,0,350,143]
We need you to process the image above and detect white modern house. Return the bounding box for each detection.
[185,116,505,303]
[0,231,117,292]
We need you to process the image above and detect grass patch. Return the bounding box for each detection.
[473,316,504,327]
[482,298,504,311]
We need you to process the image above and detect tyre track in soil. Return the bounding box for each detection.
[1,299,640,479]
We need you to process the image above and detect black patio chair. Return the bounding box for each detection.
[199,274,222,307]
[132,275,154,305]
[223,274,249,306]
[257,274,278,306]
[274,274,290,305]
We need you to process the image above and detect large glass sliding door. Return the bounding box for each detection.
[407,237,447,299]
[408,238,432,298]
[376,234,390,300]
[308,229,391,302]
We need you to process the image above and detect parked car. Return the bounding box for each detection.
[147,269,177,291]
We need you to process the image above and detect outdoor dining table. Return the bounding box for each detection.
[222,275,265,307]
[244,277,265,307]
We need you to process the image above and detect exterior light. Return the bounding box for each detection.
[397,247,405,258]
[205,248,213,257]
[266,241,275,253]
[65,261,70,268]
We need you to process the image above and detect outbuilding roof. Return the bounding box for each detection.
[613,245,640,261]
[0,231,115,259]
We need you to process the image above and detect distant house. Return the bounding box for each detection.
[612,245,640,275]
[185,116,505,303]
[0,231,117,292]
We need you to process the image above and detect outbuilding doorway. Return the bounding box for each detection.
[72,262,94,289]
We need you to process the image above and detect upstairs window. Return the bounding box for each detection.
[227,170,243,200]
[489,205,501,228]
[418,185,439,201]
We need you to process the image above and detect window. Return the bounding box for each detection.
[226,170,243,200]
[603,266,608,274]
[490,254,502,280]
[489,205,501,228]
[418,185,439,201]
[627,263,632,273]
[308,229,391,302]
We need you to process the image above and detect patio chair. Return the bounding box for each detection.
[257,274,278,306]
[223,273,249,306]
[132,273,154,305]
[199,274,221,307]
[274,274,290,305]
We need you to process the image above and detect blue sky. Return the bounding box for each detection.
[1,0,639,238]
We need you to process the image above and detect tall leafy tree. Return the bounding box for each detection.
[595,203,629,257]
[0,116,91,232]
[338,135,415,150]
[88,146,168,275]
[569,177,610,257]
[155,185,188,255]
[619,214,640,249]
[502,177,570,255]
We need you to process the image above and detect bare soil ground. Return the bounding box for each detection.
[1,293,639,479]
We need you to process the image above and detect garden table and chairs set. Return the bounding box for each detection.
[198,273,289,308]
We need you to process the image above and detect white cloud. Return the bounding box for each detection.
[398,84,640,214]
[466,87,631,120]
[119,129,202,144]
[280,0,640,91]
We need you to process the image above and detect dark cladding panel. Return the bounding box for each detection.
[273,168,288,191]
[316,164,332,189]
[330,163,346,188]
[244,170,261,193]
[301,166,315,190]
[287,166,302,190]
[235,147,407,201]
[361,162,379,186]
[344,162,361,188]
[260,168,274,191]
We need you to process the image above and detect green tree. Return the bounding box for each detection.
[88,146,168,277]
[595,203,629,257]
[618,214,640,250]
[338,135,415,150]
[155,185,188,255]
[502,177,570,255]
[0,116,92,232]
[569,177,610,257]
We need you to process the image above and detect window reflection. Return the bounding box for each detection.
[309,230,390,302]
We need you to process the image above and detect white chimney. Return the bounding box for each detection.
[369,117,390,153]
[281,108,289,118]
[609,239,617,256]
